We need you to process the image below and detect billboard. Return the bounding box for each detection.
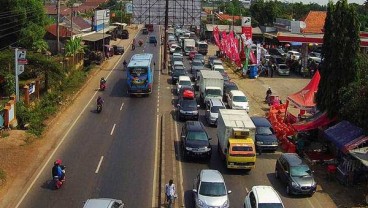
[93,9,110,31]
[132,0,202,26]
[126,2,133,14]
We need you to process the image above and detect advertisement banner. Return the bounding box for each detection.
[213,26,220,47]
[242,26,252,41]
[125,2,133,14]
[93,9,110,31]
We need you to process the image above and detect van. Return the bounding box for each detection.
[205,98,226,126]
[227,90,249,112]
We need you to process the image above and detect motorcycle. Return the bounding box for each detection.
[139,40,143,47]
[97,103,103,113]
[100,82,106,91]
[53,165,66,189]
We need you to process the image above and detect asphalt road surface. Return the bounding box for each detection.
[17,29,161,208]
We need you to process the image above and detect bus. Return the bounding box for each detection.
[127,53,154,96]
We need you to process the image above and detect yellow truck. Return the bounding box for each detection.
[217,109,256,171]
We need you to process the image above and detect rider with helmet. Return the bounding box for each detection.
[52,159,65,181]
[265,87,272,102]
[97,96,104,106]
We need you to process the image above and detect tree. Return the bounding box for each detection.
[316,0,360,118]
[64,37,85,66]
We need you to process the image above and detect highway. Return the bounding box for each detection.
[17,29,162,208]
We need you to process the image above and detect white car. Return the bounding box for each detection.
[211,59,223,70]
[193,169,231,208]
[83,198,124,208]
[277,64,290,76]
[244,186,284,208]
[172,61,185,71]
[309,52,322,63]
[227,90,249,112]
[286,51,301,60]
[170,44,181,54]
[176,76,192,94]
[212,65,225,74]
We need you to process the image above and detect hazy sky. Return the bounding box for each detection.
[288,0,365,5]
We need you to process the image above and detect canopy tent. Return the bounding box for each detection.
[324,120,365,153]
[349,147,368,167]
[287,70,320,111]
[344,136,368,152]
[292,111,335,132]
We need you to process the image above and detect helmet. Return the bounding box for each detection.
[98,96,101,99]
[101,77,105,80]
[268,87,271,89]
[54,159,62,165]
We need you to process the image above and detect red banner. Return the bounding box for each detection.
[242,26,252,41]
[213,26,220,47]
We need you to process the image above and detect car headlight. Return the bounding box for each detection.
[272,141,279,145]
[179,110,185,114]
[185,147,193,151]
[222,200,229,208]
[193,111,198,115]
[256,141,263,145]
[291,181,300,188]
[197,199,207,208]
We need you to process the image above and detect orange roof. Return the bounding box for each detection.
[301,11,326,34]
[217,13,241,22]
[46,24,74,38]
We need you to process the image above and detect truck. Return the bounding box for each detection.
[198,70,224,106]
[196,41,208,55]
[217,109,256,171]
[183,38,195,55]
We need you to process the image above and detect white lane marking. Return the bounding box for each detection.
[120,102,124,111]
[110,124,116,135]
[175,121,185,206]
[95,156,104,174]
[15,28,137,208]
[151,115,160,208]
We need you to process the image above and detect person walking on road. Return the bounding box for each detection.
[165,179,176,208]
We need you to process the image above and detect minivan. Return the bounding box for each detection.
[205,99,226,126]
[227,90,249,112]
[275,153,317,196]
[251,116,278,152]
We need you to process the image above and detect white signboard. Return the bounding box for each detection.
[8,103,14,122]
[93,9,110,31]
[126,2,133,14]
[17,50,26,59]
[17,65,24,75]
[256,43,261,65]
[242,17,251,27]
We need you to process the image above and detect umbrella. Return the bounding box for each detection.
[285,43,290,47]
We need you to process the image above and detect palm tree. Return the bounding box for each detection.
[64,37,85,67]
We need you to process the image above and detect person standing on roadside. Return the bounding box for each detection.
[165,179,176,208]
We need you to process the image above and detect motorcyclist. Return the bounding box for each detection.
[97,96,104,106]
[132,39,136,50]
[52,159,65,181]
[265,87,272,102]
[100,77,106,85]
[123,60,128,70]
[138,39,143,46]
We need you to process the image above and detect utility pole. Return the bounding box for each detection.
[70,4,73,40]
[163,0,169,74]
[212,1,214,26]
[56,0,60,53]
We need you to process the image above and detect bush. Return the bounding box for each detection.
[0,168,5,184]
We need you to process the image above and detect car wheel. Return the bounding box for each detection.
[286,185,291,195]
[275,169,279,178]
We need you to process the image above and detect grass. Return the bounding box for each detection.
[0,169,6,185]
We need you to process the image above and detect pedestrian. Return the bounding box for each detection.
[165,179,176,208]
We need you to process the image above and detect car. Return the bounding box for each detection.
[181,121,211,159]
[149,35,157,44]
[193,53,205,64]
[244,186,285,208]
[177,100,200,121]
[227,90,249,112]
[308,53,322,63]
[223,81,238,102]
[170,44,181,54]
[211,59,223,70]
[275,153,317,196]
[193,169,231,208]
[207,56,217,67]
[171,67,187,84]
[269,48,285,56]
[176,75,192,94]
[178,85,195,100]
[167,40,178,48]
[189,50,198,60]
[190,59,204,74]
[168,35,176,42]
[212,64,225,73]
[250,116,278,152]
[172,60,185,71]
[205,99,226,126]
[286,50,301,60]
[277,64,290,76]
[142,28,148,35]
[83,198,124,208]
[112,45,124,55]
[271,55,285,65]
[121,29,129,39]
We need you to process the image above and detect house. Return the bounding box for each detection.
[301,11,326,34]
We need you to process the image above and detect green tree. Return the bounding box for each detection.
[64,37,85,66]
[316,0,360,118]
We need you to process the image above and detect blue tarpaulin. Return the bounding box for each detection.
[324,120,364,152]
[290,42,302,46]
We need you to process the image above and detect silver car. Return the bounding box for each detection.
[193,169,231,208]
[83,198,124,208]
[205,99,226,126]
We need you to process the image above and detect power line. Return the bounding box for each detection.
[0,8,44,20]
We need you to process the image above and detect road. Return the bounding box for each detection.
[17,29,162,208]
[166,48,337,208]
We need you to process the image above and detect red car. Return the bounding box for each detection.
[189,50,198,60]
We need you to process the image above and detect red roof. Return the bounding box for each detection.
[217,14,242,22]
[46,24,74,38]
[301,11,326,34]
[287,70,320,110]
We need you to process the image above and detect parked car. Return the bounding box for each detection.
[223,81,238,102]
[193,53,205,64]
[83,198,124,208]
[277,64,290,76]
[286,50,301,60]
[142,28,148,35]
[177,100,200,121]
[250,116,278,152]
[190,59,204,74]
[227,90,249,112]
[112,45,124,55]
[275,153,317,196]
[205,98,226,126]
[244,186,284,208]
[171,67,187,84]
[121,29,129,39]
[176,75,192,94]
[193,169,231,207]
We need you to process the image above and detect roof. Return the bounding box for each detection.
[281,153,304,166]
[287,70,320,110]
[216,13,242,22]
[185,121,204,131]
[200,169,224,183]
[81,33,111,42]
[250,117,271,127]
[83,198,121,208]
[349,147,368,167]
[251,186,283,205]
[230,90,245,97]
[301,11,326,34]
[292,112,335,132]
[46,24,74,38]
[200,70,223,79]
[178,76,191,81]
[209,98,225,106]
[219,109,255,129]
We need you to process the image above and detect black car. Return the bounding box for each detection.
[191,59,204,74]
[223,81,238,102]
[177,99,199,121]
[251,116,278,152]
[275,153,317,196]
[149,35,157,44]
[142,28,148,35]
[112,45,124,55]
[171,67,187,84]
[121,29,129,39]
[181,121,212,160]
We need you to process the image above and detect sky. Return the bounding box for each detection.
[288,0,365,5]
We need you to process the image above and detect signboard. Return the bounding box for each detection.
[242,17,251,27]
[93,9,110,31]
[126,2,133,14]
[256,43,261,65]
[17,50,26,59]
[301,43,309,69]
[29,83,35,94]
[18,59,28,65]
[17,65,24,75]
[242,26,252,41]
